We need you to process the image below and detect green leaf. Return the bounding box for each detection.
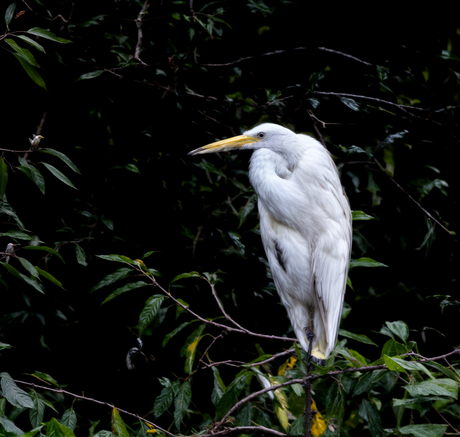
[358,399,383,437]
[404,379,458,399]
[15,35,46,53]
[194,159,227,178]
[352,210,374,221]
[59,408,77,431]
[102,281,148,304]
[169,271,200,288]
[349,257,388,269]
[393,397,449,407]
[41,149,81,174]
[5,39,40,67]
[43,163,77,190]
[0,372,34,408]
[174,381,192,430]
[18,158,46,195]
[27,27,72,44]
[0,342,13,350]
[111,409,129,437]
[91,268,132,293]
[35,266,65,290]
[75,245,87,266]
[125,163,141,174]
[154,385,174,418]
[88,420,100,437]
[238,194,255,228]
[0,415,24,436]
[228,231,245,254]
[216,373,250,419]
[17,256,40,279]
[384,356,433,378]
[380,339,407,358]
[0,157,8,200]
[0,230,31,240]
[5,2,16,28]
[163,320,196,347]
[0,261,45,293]
[29,390,56,428]
[45,417,76,437]
[211,367,226,406]
[23,245,65,264]
[341,97,360,111]
[339,329,377,346]
[287,415,305,435]
[96,254,135,265]
[399,424,447,437]
[75,70,104,81]
[10,52,46,90]
[28,371,59,387]
[183,324,206,374]
[385,321,409,342]
[137,295,165,336]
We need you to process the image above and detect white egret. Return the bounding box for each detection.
[29,134,44,148]
[189,123,352,364]
[3,243,17,264]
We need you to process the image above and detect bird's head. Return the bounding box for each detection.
[188,123,296,156]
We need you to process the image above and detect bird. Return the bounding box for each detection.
[3,243,17,264]
[29,134,44,148]
[188,123,352,365]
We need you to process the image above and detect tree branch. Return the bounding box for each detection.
[134,1,148,65]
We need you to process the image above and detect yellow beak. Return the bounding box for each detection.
[188,135,260,156]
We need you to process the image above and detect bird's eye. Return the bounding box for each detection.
[258,132,265,139]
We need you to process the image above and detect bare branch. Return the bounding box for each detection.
[14,380,176,437]
[134,1,149,66]
[373,158,453,236]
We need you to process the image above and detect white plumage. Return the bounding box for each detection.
[189,123,352,364]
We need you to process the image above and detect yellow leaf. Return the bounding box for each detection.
[311,400,327,437]
[146,430,157,434]
[275,402,289,430]
[278,356,297,376]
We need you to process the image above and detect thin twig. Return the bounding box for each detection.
[14,380,175,437]
[373,158,452,236]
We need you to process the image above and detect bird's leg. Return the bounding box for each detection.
[303,324,316,437]
[304,324,316,366]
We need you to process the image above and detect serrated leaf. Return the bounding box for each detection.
[384,356,433,379]
[15,35,46,53]
[23,245,65,263]
[10,52,46,90]
[5,2,16,28]
[399,424,447,437]
[91,268,132,293]
[41,149,81,174]
[183,324,206,374]
[60,408,77,431]
[352,210,374,221]
[75,245,87,266]
[154,385,174,419]
[46,417,76,437]
[5,39,40,67]
[43,163,77,190]
[163,320,195,347]
[393,397,448,407]
[96,254,135,265]
[29,390,46,428]
[17,256,40,279]
[288,415,305,435]
[0,157,8,200]
[76,70,104,81]
[211,367,226,406]
[174,381,192,430]
[380,339,407,358]
[27,27,72,44]
[404,379,458,399]
[339,329,377,346]
[102,281,148,304]
[137,295,165,336]
[0,372,34,408]
[358,399,383,437]
[169,271,200,288]
[386,321,409,342]
[349,257,388,269]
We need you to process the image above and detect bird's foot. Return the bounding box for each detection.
[303,326,316,367]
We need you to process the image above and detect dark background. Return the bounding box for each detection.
[1,0,459,433]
